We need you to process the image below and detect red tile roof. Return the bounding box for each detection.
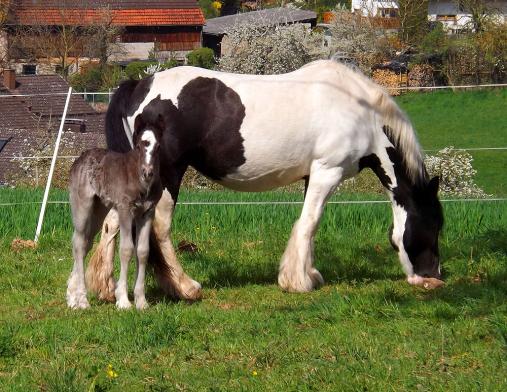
[14,8,205,27]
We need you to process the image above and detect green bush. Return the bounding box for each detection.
[124,60,179,80]
[124,61,158,80]
[68,65,103,92]
[69,65,126,92]
[186,48,216,69]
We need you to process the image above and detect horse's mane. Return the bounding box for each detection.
[304,60,426,185]
[375,91,427,185]
[105,79,139,153]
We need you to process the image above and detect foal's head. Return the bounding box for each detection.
[133,126,161,187]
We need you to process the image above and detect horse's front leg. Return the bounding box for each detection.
[152,189,202,300]
[115,211,134,309]
[278,164,343,292]
[134,213,153,310]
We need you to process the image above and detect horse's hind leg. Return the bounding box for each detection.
[67,193,97,309]
[278,164,343,293]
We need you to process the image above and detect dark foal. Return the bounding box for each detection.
[67,124,162,310]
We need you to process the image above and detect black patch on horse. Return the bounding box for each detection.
[359,153,392,189]
[177,77,247,180]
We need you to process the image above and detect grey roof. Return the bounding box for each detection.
[203,7,317,36]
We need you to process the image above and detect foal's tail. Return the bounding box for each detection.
[375,91,426,185]
[105,79,139,153]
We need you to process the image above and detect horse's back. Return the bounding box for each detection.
[126,61,401,191]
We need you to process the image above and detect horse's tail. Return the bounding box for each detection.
[105,79,139,153]
[85,210,119,302]
[375,91,426,185]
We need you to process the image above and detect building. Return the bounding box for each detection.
[1,0,205,74]
[203,7,317,57]
[351,0,399,18]
[351,0,507,33]
[428,1,507,33]
[0,69,106,185]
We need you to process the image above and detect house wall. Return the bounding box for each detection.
[352,0,507,28]
[351,0,398,17]
[428,1,507,32]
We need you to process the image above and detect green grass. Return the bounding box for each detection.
[397,89,507,195]
[1,89,506,390]
[1,188,507,390]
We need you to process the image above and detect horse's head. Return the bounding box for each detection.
[389,176,444,288]
[133,115,163,187]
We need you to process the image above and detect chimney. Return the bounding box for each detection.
[2,69,16,90]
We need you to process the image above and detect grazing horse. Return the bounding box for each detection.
[87,60,444,301]
[67,120,163,309]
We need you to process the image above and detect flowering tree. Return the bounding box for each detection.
[218,23,325,75]
[326,8,392,74]
[425,147,488,197]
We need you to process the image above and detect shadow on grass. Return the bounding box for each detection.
[144,228,507,307]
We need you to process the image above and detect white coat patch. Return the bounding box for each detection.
[141,130,156,164]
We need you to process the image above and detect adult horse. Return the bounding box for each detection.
[86,60,444,302]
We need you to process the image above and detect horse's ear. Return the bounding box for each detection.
[428,176,440,196]
[155,114,165,134]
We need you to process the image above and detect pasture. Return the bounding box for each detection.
[1,88,507,390]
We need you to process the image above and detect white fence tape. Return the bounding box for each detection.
[388,83,507,91]
[1,198,506,207]
[8,146,507,161]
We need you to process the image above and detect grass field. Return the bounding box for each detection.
[1,187,507,391]
[397,88,507,196]
[1,89,507,390]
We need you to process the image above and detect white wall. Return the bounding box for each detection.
[351,0,398,17]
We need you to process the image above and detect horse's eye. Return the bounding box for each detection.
[143,141,150,147]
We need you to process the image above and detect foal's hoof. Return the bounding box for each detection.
[135,298,149,310]
[67,297,90,309]
[116,298,132,310]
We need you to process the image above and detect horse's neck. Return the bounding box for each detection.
[360,145,420,208]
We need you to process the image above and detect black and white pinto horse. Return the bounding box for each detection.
[88,60,444,301]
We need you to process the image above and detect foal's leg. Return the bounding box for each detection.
[278,163,343,292]
[152,189,202,300]
[115,211,134,309]
[67,193,97,309]
[134,214,153,310]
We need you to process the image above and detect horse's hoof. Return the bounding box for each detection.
[278,273,315,293]
[116,298,132,309]
[179,279,203,302]
[309,268,324,287]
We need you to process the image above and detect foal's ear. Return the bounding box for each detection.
[428,176,440,196]
[134,114,146,134]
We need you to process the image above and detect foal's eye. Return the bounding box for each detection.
[143,141,150,147]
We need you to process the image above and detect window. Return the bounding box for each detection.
[378,8,398,18]
[437,15,457,24]
[0,138,10,154]
[65,119,86,133]
[22,64,36,75]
